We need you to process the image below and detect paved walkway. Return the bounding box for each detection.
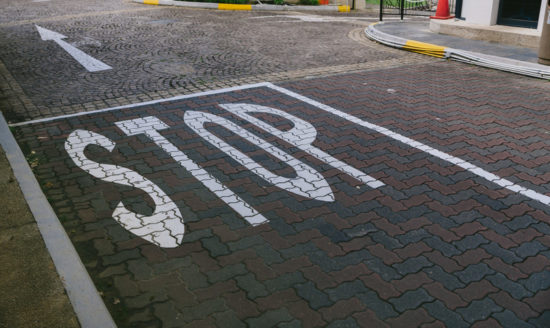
[375,21,539,63]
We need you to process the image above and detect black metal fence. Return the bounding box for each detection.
[379,0,456,21]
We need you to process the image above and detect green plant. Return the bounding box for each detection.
[274,0,284,4]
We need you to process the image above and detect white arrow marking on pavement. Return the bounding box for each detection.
[35,25,111,72]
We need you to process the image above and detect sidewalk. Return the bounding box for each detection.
[366,20,550,79]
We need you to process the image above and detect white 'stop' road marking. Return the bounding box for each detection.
[36,25,112,72]
[9,82,550,207]
[266,83,550,207]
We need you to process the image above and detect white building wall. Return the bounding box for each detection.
[538,0,548,31]
[461,0,546,30]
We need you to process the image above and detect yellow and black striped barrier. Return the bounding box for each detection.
[135,0,350,12]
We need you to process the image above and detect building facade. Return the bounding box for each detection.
[461,0,547,31]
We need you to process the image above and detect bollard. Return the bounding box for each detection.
[539,0,550,65]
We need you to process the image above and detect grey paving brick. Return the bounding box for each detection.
[528,310,550,328]
[343,223,378,239]
[456,263,495,284]
[364,257,403,281]
[153,258,192,275]
[318,222,351,243]
[293,217,327,232]
[520,270,550,293]
[453,234,490,252]
[477,218,512,235]
[246,308,294,328]
[424,236,462,257]
[201,235,231,258]
[504,215,537,231]
[456,298,503,324]
[180,298,227,323]
[396,229,431,245]
[472,194,508,211]
[295,281,332,310]
[423,300,469,328]
[213,310,246,328]
[486,273,533,299]
[154,302,186,328]
[269,217,297,236]
[282,243,320,261]
[264,272,305,293]
[126,290,168,309]
[389,288,434,313]
[279,319,303,328]
[492,309,533,328]
[182,228,213,242]
[235,273,269,299]
[393,256,432,275]
[450,210,484,225]
[326,280,369,302]
[179,264,209,290]
[423,266,465,290]
[532,222,550,235]
[356,291,399,320]
[102,248,141,266]
[482,242,522,264]
[326,317,360,328]
[227,235,264,252]
[253,245,284,265]
[370,231,404,250]
[127,260,154,281]
[513,241,548,259]
[207,263,248,283]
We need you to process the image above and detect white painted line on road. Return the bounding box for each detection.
[266,83,550,207]
[116,116,269,226]
[36,25,112,72]
[9,82,273,127]
[9,82,550,207]
[0,113,116,328]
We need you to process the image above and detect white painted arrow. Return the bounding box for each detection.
[36,25,111,72]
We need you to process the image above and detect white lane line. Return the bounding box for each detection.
[0,113,116,328]
[9,81,549,207]
[266,83,550,207]
[9,82,273,127]
[36,25,111,72]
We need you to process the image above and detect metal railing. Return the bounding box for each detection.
[379,0,456,21]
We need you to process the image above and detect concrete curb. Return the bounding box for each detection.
[134,0,350,12]
[366,22,550,80]
[0,113,116,328]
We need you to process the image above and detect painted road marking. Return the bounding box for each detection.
[36,25,112,72]
[115,116,269,228]
[221,103,384,189]
[65,129,185,248]
[11,83,550,212]
[267,84,550,207]
[184,110,335,202]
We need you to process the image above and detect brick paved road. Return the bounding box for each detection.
[13,61,550,327]
[2,0,550,327]
[0,0,416,123]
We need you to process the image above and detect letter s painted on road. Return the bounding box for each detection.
[65,129,185,248]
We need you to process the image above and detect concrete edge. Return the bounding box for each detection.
[365,22,550,79]
[0,113,116,328]
[134,0,351,12]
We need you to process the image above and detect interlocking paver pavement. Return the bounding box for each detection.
[11,60,550,326]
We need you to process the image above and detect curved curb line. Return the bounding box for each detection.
[134,0,350,12]
[0,113,116,328]
[366,22,550,79]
